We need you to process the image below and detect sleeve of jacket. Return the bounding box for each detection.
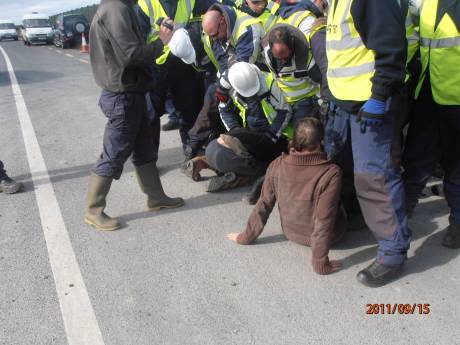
[351,0,407,101]
[237,159,278,244]
[310,166,342,274]
[235,26,259,62]
[218,99,243,131]
[133,4,152,42]
[101,6,164,67]
[310,27,330,98]
[212,39,230,73]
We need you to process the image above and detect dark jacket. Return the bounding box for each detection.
[89,0,164,93]
[330,0,408,113]
[237,150,346,274]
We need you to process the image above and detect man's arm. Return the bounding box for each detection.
[235,26,260,63]
[351,0,407,101]
[101,8,164,67]
[237,160,278,244]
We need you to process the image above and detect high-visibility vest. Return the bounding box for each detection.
[258,0,281,32]
[230,9,263,47]
[277,10,315,38]
[138,0,195,64]
[233,72,294,139]
[405,7,419,65]
[202,33,220,70]
[415,0,460,105]
[325,0,375,101]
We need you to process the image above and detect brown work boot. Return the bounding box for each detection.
[181,155,210,181]
[135,161,185,211]
[206,172,250,193]
[84,173,121,231]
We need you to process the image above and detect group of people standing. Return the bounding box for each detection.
[2,0,457,288]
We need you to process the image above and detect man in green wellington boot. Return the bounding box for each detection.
[85,0,184,231]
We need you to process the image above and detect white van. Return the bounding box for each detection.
[0,20,18,41]
[22,12,53,45]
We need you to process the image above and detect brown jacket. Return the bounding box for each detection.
[237,150,346,274]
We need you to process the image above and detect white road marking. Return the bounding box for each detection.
[48,47,53,50]
[79,58,89,64]
[56,49,63,54]
[65,53,74,58]
[0,46,105,345]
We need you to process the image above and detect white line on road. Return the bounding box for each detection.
[48,47,53,50]
[0,46,105,345]
[79,58,89,64]
[56,50,63,54]
[65,53,74,58]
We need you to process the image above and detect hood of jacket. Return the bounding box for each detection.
[208,3,238,41]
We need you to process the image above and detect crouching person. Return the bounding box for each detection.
[228,118,346,274]
[85,0,184,231]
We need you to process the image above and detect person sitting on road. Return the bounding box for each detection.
[228,117,346,275]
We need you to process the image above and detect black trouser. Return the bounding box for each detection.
[93,90,156,179]
[151,55,205,146]
[0,160,6,181]
[402,80,460,225]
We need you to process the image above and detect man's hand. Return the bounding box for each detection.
[358,98,386,132]
[315,260,343,275]
[159,18,174,45]
[227,233,240,242]
[215,85,230,103]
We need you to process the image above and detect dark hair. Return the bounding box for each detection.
[268,26,294,51]
[290,117,324,152]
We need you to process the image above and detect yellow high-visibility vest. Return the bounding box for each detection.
[138,0,195,64]
[415,0,460,105]
[325,0,375,101]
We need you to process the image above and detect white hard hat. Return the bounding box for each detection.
[228,62,261,97]
[169,28,196,64]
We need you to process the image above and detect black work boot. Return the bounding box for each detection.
[161,119,179,131]
[0,176,23,194]
[242,175,265,205]
[85,173,121,231]
[206,172,250,193]
[356,260,403,287]
[135,161,185,211]
[442,223,460,249]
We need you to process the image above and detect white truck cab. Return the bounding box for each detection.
[22,12,53,45]
[0,20,18,41]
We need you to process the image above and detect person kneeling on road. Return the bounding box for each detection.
[228,118,346,275]
[85,0,184,231]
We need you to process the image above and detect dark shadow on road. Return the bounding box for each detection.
[0,72,11,86]
[254,234,287,245]
[12,70,64,84]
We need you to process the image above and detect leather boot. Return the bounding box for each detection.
[181,155,211,181]
[206,172,250,193]
[442,223,460,249]
[135,161,185,211]
[84,173,120,231]
[242,175,265,205]
[356,260,403,287]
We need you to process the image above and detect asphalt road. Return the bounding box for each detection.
[0,41,459,345]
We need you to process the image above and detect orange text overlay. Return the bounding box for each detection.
[366,304,430,315]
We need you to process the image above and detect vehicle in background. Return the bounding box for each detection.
[0,20,18,41]
[22,12,53,45]
[53,14,89,49]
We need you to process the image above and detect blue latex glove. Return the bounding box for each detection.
[359,98,386,127]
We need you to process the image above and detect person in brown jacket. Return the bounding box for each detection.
[228,117,346,274]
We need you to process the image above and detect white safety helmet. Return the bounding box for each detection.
[228,62,261,97]
[169,28,196,64]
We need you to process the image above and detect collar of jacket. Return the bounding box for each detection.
[282,150,329,166]
[436,0,460,32]
[278,0,323,19]
[208,4,238,42]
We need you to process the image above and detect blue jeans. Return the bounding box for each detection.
[324,95,411,265]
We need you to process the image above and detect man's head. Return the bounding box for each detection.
[290,117,324,152]
[268,26,294,63]
[202,10,227,40]
[245,0,267,15]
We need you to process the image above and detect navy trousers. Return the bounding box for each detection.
[93,90,157,179]
[0,160,6,181]
[325,95,411,265]
[403,81,460,225]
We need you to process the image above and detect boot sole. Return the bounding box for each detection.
[147,200,185,212]
[356,267,403,288]
[84,218,121,231]
[0,184,23,194]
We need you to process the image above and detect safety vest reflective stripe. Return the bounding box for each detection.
[326,0,375,101]
[405,11,419,64]
[139,0,195,64]
[416,0,460,105]
[202,34,220,69]
[232,11,261,42]
[420,36,460,48]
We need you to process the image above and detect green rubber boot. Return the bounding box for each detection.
[135,161,185,211]
[84,173,121,231]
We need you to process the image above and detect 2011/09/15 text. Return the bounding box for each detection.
[366,304,430,315]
